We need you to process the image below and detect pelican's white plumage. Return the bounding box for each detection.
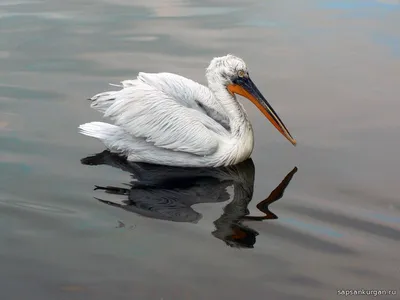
[79,54,296,167]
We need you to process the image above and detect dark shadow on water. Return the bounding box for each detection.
[81,150,298,249]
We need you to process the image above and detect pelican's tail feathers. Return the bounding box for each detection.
[79,122,134,155]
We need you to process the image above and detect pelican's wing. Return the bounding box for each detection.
[103,79,228,156]
[135,72,230,129]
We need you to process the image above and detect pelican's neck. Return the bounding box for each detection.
[209,81,252,138]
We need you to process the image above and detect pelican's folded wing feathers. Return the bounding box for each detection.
[103,80,225,156]
[136,72,230,129]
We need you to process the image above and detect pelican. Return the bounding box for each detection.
[79,54,296,167]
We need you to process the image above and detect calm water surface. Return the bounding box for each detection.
[1,0,400,299]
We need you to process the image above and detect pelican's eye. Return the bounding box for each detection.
[237,70,245,78]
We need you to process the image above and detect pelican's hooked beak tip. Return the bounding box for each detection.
[288,136,297,146]
[284,135,297,146]
[283,126,297,146]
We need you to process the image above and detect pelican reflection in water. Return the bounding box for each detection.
[79,55,296,168]
[81,151,297,248]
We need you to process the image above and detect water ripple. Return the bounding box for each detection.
[0,195,74,215]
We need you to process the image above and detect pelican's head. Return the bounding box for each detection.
[206,54,297,146]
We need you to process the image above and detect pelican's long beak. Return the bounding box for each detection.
[228,77,297,146]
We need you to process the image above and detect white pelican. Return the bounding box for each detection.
[79,54,296,167]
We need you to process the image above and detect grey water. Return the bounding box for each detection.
[1,0,400,299]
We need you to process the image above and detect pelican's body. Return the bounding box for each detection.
[79,55,296,167]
